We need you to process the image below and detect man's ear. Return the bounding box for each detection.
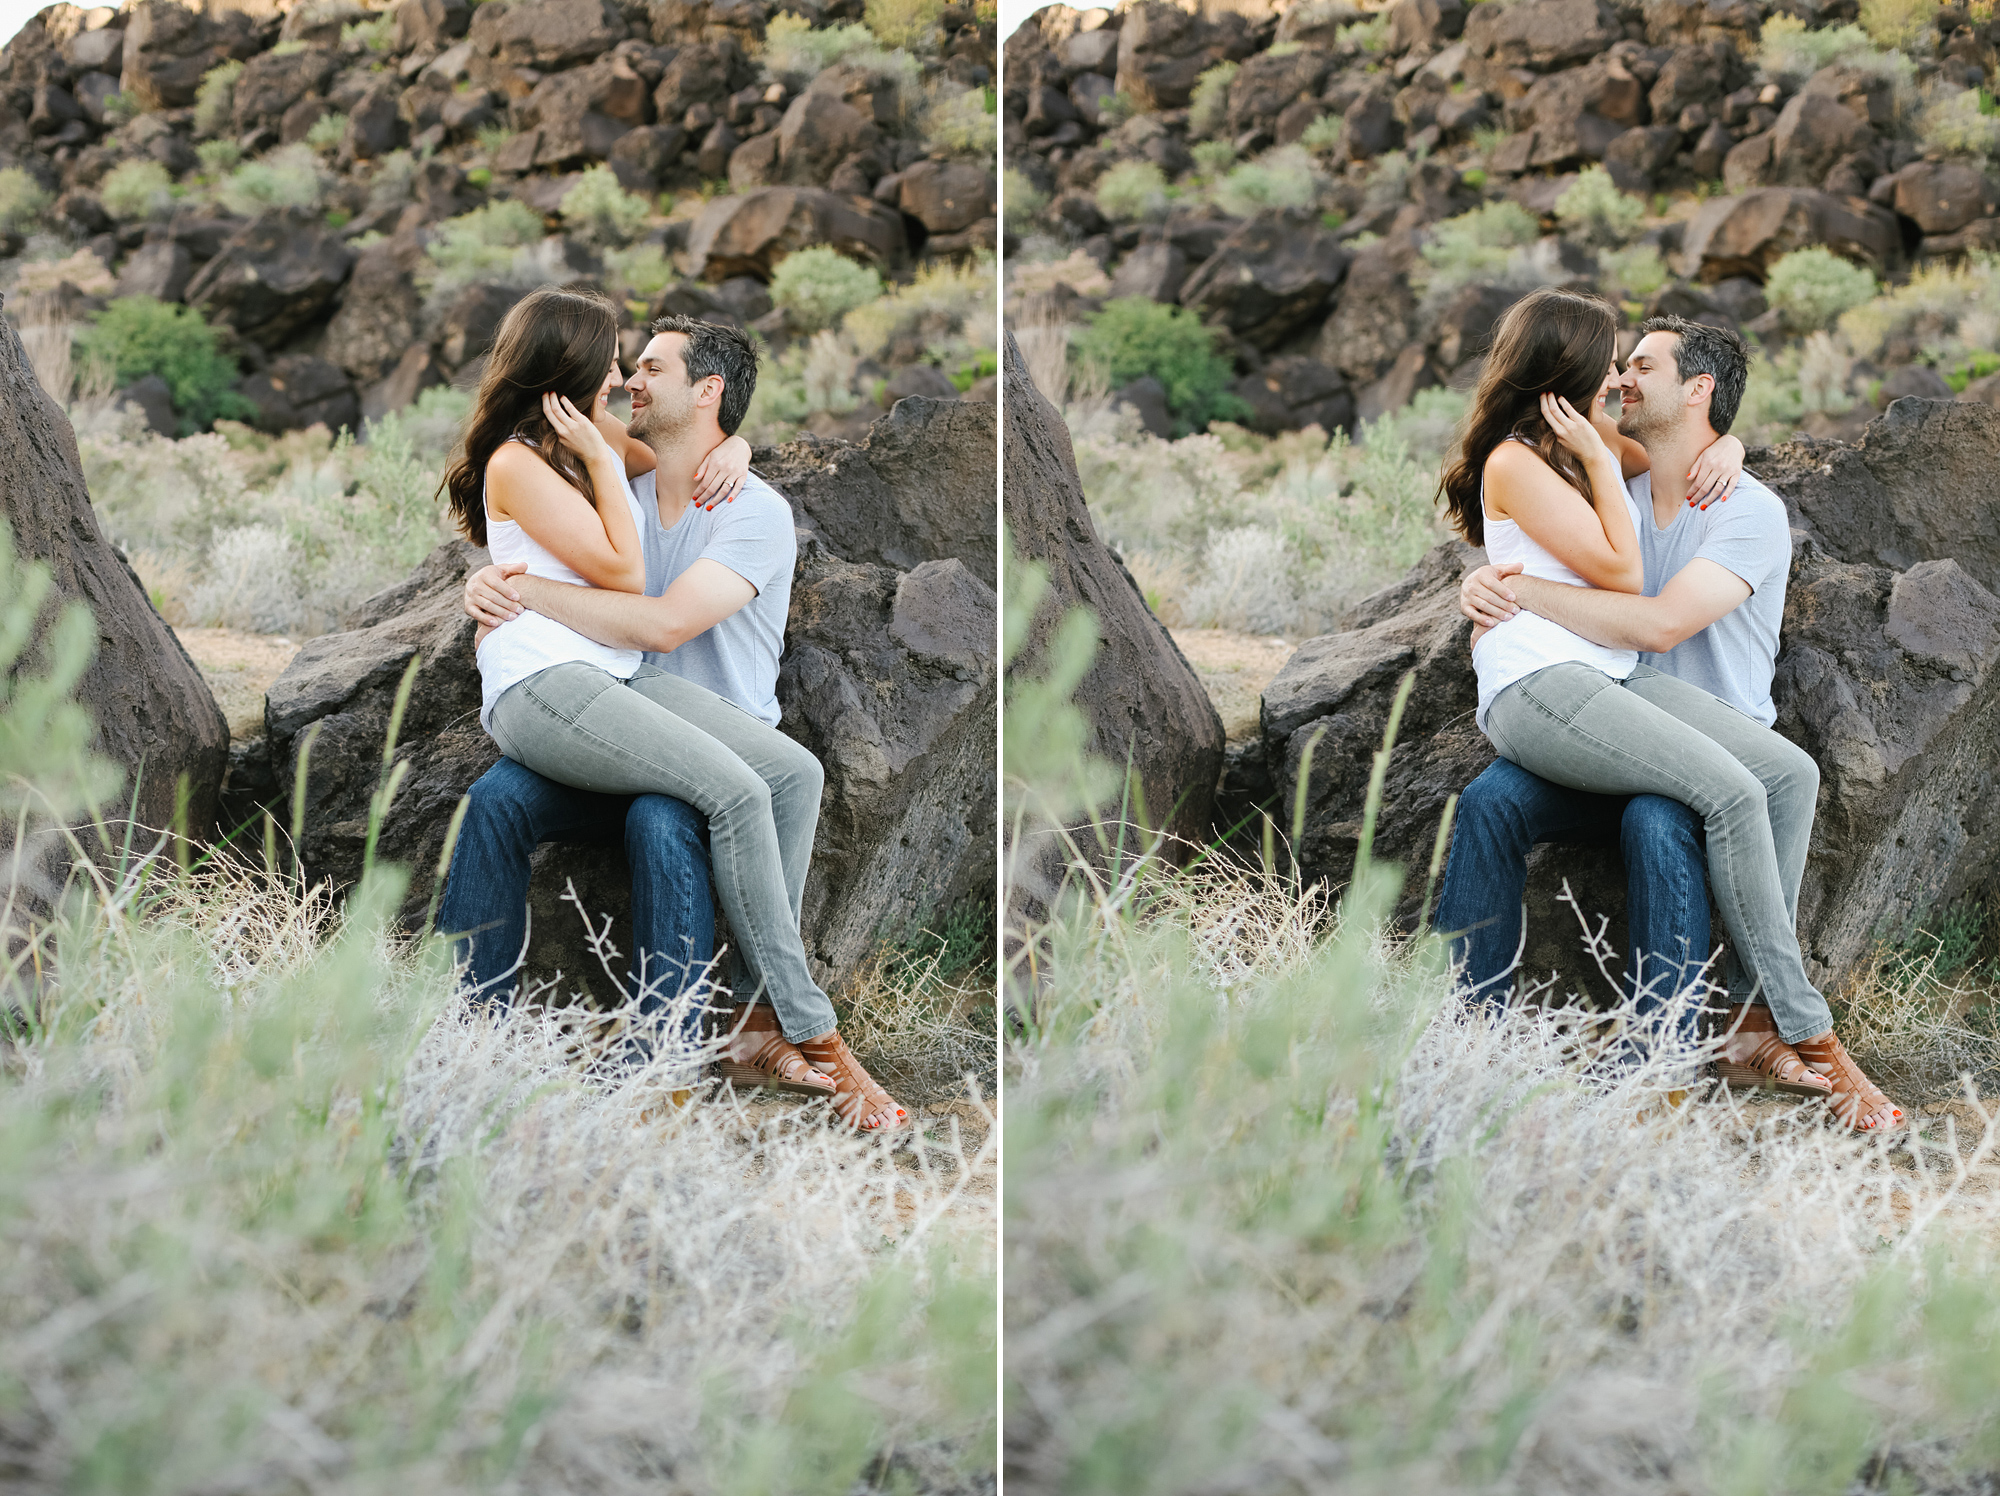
[1687,372,1715,411]
[695,374,725,409]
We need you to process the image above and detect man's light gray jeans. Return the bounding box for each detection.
[1485,661,1833,1044]
[488,660,837,1043]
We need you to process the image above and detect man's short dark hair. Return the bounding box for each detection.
[1638,314,1750,436]
[647,314,759,435]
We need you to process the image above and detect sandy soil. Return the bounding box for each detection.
[175,627,300,738]
[1168,628,1297,742]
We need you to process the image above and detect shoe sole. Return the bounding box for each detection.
[1712,1061,1836,1100]
[716,1061,839,1099]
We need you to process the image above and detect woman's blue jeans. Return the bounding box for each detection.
[435,757,716,1042]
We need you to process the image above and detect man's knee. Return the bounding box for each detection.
[1454,762,1541,853]
[461,761,547,852]
[626,794,709,868]
[1621,794,1701,860]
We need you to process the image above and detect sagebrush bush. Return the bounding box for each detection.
[1214,144,1317,218]
[422,199,555,297]
[604,242,674,299]
[1554,165,1644,248]
[305,109,349,150]
[844,254,994,364]
[1860,0,1940,49]
[1003,168,1047,232]
[192,58,242,137]
[558,165,650,248]
[1735,333,1857,443]
[1599,241,1671,298]
[1758,15,1914,87]
[1416,199,1550,300]
[1920,84,2000,162]
[341,11,393,49]
[1300,113,1344,154]
[195,138,242,175]
[762,13,876,75]
[1095,160,1169,222]
[1072,298,1244,435]
[75,297,249,434]
[1188,61,1239,138]
[925,80,995,159]
[218,144,327,216]
[770,245,885,332]
[1838,250,2000,361]
[98,159,175,221]
[0,165,51,233]
[1766,246,1879,331]
[1191,139,1237,178]
[1340,9,1391,50]
[864,0,944,50]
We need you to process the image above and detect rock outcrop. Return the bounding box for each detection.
[0,295,229,839]
[1251,398,2000,999]
[258,395,997,999]
[1002,331,1225,864]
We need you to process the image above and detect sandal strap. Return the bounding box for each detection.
[1793,1034,1898,1128]
[730,1004,822,1087]
[798,1034,904,1129]
[1740,1031,1813,1085]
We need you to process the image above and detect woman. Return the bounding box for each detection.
[1438,287,1899,1132]
[441,284,907,1133]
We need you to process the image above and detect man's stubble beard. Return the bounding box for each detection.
[629,388,695,447]
[1616,393,1676,447]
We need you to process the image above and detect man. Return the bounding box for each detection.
[1436,315,1801,1050]
[440,315,803,1064]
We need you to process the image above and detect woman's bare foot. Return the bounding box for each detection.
[1791,1030,1903,1132]
[796,1031,908,1132]
[1713,1002,1832,1098]
[717,1000,837,1097]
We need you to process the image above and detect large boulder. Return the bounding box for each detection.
[1002,332,1224,864]
[0,298,229,839]
[1113,0,1246,113]
[684,187,907,281]
[1179,208,1353,351]
[1680,188,1902,281]
[184,209,357,350]
[117,0,260,111]
[258,397,996,997]
[471,0,627,69]
[320,233,426,388]
[1463,0,1623,71]
[1252,398,2000,999]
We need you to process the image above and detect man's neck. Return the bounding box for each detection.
[1642,425,1720,524]
[646,428,727,528]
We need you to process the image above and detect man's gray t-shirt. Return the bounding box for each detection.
[631,468,795,726]
[1625,468,1792,726]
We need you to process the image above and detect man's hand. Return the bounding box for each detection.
[466,561,529,626]
[1461,562,1524,627]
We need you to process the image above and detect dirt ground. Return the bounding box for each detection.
[1168,628,1297,742]
[176,628,300,738]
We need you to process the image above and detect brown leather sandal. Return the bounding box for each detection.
[715,1001,838,1098]
[1712,1003,1834,1098]
[1791,1030,1905,1132]
[795,1031,909,1132]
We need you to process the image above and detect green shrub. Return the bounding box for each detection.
[558,165,650,247]
[341,13,394,49]
[218,144,327,216]
[1095,160,1169,222]
[1191,139,1237,179]
[475,123,514,155]
[864,0,944,50]
[1756,16,1912,84]
[1945,348,2000,391]
[605,242,675,299]
[1920,85,2000,164]
[1460,165,1488,189]
[465,165,492,189]
[1554,165,1644,248]
[763,14,879,74]
[1598,241,1670,298]
[195,139,243,175]
[305,110,349,150]
[98,159,175,221]
[425,199,547,284]
[844,254,993,363]
[951,347,997,391]
[1073,297,1245,435]
[770,246,885,332]
[1417,199,1542,294]
[0,166,52,233]
[1765,247,1879,331]
[75,298,250,434]
[1003,168,1047,232]
[926,80,995,159]
[1340,11,1391,50]
[1838,252,2000,361]
[1361,148,1412,210]
[1188,61,1239,139]
[1300,114,1344,155]
[1214,144,1317,218]
[192,58,243,138]
[1859,0,1939,49]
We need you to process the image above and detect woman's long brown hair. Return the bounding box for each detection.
[441,283,621,549]
[1437,287,1620,548]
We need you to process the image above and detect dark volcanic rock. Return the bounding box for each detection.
[1680,188,1902,280]
[0,299,229,838]
[184,209,356,349]
[685,186,907,280]
[1179,208,1352,350]
[1002,332,1224,863]
[1463,0,1622,71]
[234,354,360,435]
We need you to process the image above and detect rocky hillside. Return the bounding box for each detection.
[1005,0,2000,439]
[0,0,996,439]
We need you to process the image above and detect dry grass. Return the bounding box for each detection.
[1006,843,2000,1495]
[1,839,996,1492]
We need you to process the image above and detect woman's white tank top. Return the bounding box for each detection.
[474,437,644,732]
[1471,438,1640,733]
